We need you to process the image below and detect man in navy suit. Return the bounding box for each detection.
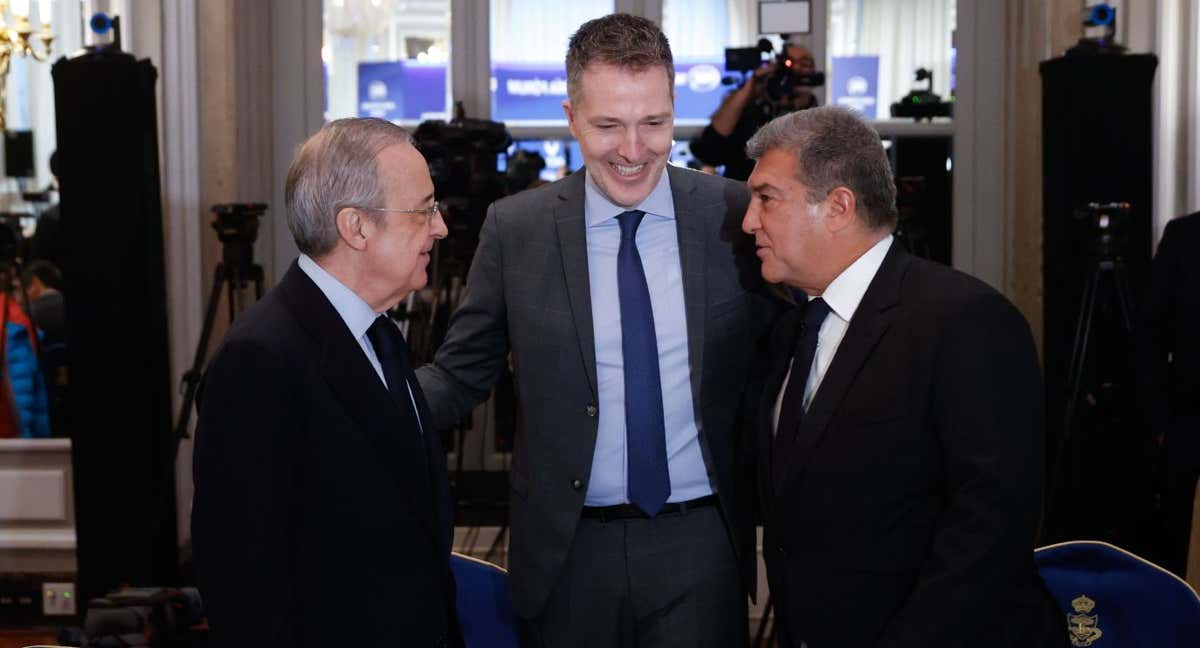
[192,118,461,647]
[744,107,1065,647]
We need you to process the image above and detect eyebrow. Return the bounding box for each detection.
[418,192,435,204]
[749,182,780,195]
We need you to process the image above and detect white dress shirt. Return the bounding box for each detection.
[772,235,894,433]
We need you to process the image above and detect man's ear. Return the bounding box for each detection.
[563,99,579,138]
[335,206,369,251]
[823,186,858,234]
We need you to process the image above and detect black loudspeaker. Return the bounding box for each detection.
[1039,54,1157,548]
[4,130,34,178]
[53,50,177,603]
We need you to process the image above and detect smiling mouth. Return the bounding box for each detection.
[611,162,646,177]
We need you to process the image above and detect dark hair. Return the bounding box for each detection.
[22,260,63,290]
[565,13,674,103]
[746,106,898,230]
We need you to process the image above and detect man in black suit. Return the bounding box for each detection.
[743,107,1065,647]
[192,118,461,647]
[417,13,774,647]
[1139,211,1200,577]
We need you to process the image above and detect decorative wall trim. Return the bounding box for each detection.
[0,469,68,521]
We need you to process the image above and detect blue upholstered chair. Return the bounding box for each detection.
[450,552,521,647]
[1035,540,1200,647]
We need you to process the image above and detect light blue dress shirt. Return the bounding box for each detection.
[297,254,423,434]
[584,168,712,506]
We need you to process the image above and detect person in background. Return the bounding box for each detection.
[690,43,819,181]
[21,260,65,435]
[1138,211,1200,577]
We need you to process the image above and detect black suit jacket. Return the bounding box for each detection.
[417,165,779,617]
[759,242,1065,648]
[1138,212,1200,457]
[192,262,459,647]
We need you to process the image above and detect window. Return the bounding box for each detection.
[661,0,749,125]
[323,0,452,123]
[488,0,613,124]
[827,0,956,118]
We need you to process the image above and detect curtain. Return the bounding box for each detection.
[827,0,955,109]
[1154,0,1200,241]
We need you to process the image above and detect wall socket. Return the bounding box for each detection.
[42,581,76,616]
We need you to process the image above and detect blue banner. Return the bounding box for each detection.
[357,61,448,121]
[830,55,880,119]
[490,60,731,123]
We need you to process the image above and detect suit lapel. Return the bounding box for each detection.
[554,171,599,400]
[759,307,804,509]
[669,166,708,411]
[277,262,438,535]
[776,243,910,492]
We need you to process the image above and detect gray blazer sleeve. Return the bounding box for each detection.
[416,203,511,430]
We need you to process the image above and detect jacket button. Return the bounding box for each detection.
[571,479,584,490]
[585,404,598,417]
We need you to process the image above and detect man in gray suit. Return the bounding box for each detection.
[416,13,774,647]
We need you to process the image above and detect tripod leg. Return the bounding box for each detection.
[227,273,239,325]
[1112,263,1136,334]
[174,264,229,443]
[1064,267,1101,433]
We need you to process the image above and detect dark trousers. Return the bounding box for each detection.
[529,504,746,647]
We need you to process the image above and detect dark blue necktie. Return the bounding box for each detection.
[366,315,422,432]
[617,210,671,517]
[773,298,832,477]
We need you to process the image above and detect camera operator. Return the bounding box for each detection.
[690,44,818,180]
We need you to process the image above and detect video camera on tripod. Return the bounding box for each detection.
[1074,201,1132,259]
[724,38,826,125]
[174,203,267,445]
[412,111,511,273]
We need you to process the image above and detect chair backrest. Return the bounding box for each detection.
[450,552,520,647]
[1035,540,1200,647]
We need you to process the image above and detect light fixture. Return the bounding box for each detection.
[0,0,54,130]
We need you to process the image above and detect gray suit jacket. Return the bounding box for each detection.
[417,165,778,617]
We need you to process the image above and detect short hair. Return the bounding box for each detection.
[565,13,674,104]
[746,107,898,230]
[22,260,62,290]
[284,118,412,257]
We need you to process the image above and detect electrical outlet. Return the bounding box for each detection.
[42,581,75,616]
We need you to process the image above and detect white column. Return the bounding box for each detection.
[950,0,1005,289]
[160,0,204,547]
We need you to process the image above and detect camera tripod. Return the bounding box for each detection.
[1061,218,1136,445]
[1044,205,1140,541]
[174,204,266,443]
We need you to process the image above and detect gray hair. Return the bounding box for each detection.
[285,118,412,257]
[746,107,898,230]
[565,13,674,104]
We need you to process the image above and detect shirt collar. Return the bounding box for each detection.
[584,165,675,227]
[297,254,381,341]
[815,234,894,323]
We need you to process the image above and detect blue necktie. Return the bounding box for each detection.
[773,298,832,478]
[617,210,671,516]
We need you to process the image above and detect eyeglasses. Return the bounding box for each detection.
[363,200,442,221]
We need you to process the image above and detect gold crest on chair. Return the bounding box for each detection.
[1068,595,1103,646]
